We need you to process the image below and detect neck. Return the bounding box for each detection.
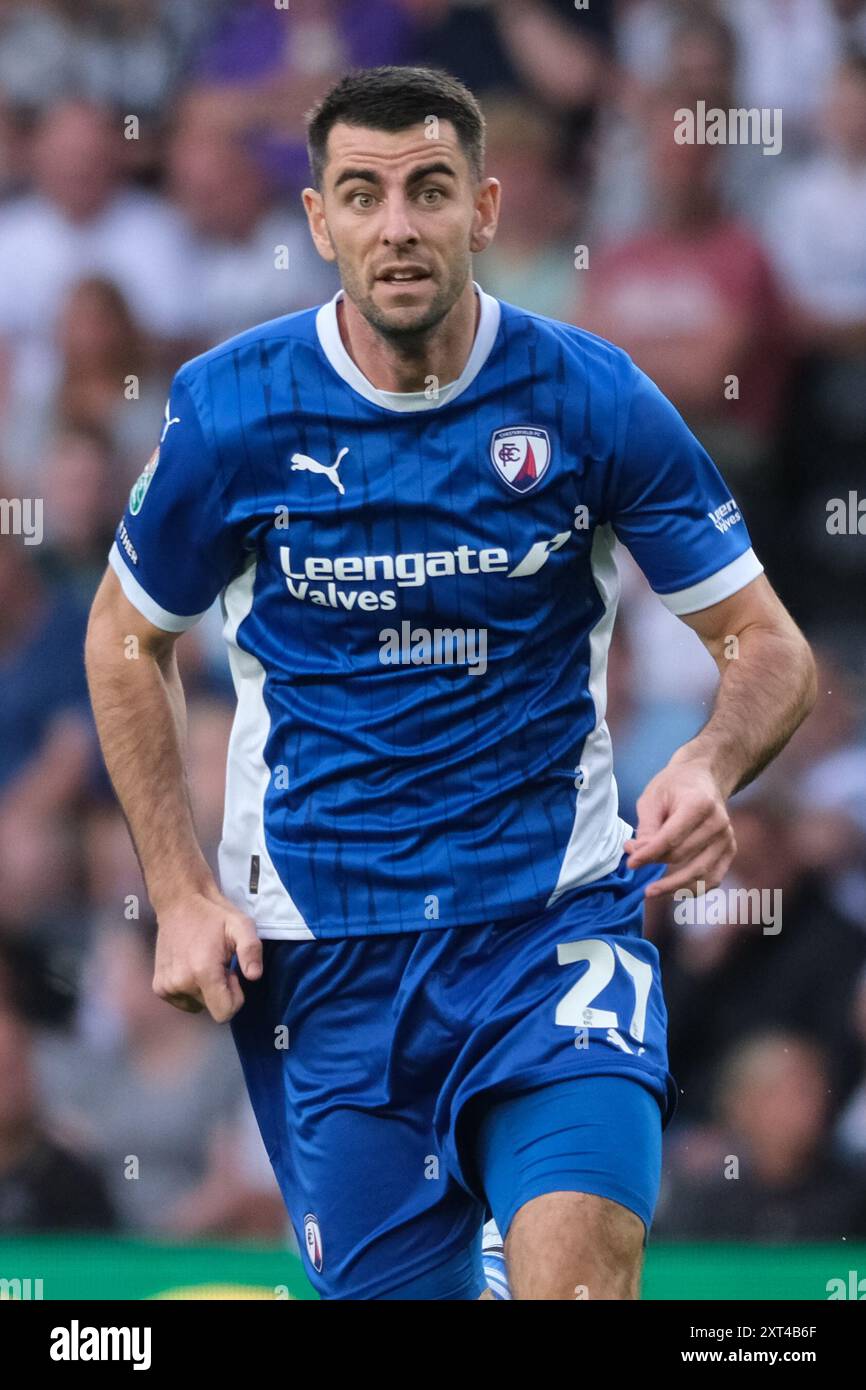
[337,280,479,393]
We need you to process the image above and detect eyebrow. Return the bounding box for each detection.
[332,161,458,192]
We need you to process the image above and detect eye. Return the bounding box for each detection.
[350,190,376,209]
[419,187,445,205]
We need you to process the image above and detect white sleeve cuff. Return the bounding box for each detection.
[108,541,209,632]
[656,548,764,616]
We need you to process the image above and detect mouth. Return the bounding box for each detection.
[376,267,432,287]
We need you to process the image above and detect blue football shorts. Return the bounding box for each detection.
[230,853,678,1299]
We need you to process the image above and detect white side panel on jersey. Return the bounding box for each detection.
[546,524,632,909]
[218,557,314,940]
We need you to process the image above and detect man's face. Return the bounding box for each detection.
[303,119,499,340]
[32,104,118,221]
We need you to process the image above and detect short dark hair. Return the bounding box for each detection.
[306,65,486,190]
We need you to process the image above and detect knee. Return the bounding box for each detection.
[506,1191,646,1300]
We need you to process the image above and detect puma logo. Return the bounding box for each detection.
[160,399,180,443]
[290,447,348,495]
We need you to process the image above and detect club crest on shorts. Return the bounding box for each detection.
[303,1212,323,1272]
[490,426,551,493]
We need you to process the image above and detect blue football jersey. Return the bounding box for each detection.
[109,283,763,939]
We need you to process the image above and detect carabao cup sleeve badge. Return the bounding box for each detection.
[129,447,160,516]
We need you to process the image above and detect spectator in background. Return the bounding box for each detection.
[761,53,866,632]
[54,278,170,480]
[36,423,120,605]
[0,536,97,943]
[836,967,866,1159]
[0,952,116,1232]
[1,277,169,491]
[594,9,781,240]
[80,809,137,907]
[611,549,720,712]
[768,649,866,932]
[0,538,90,795]
[655,1032,866,1240]
[35,917,252,1236]
[151,1091,289,1241]
[832,0,866,46]
[473,97,580,320]
[0,84,18,200]
[187,0,417,192]
[613,0,698,89]
[605,612,708,827]
[796,754,866,926]
[79,808,147,1004]
[0,783,87,941]
[764,53,866,356]
[721,0,844,154]
[613,0,846,161]
[659,797,866,1126]
[580,80,789,527]
[185,696,236,876]
[167,106,337,344]
[0,100,196,438]
[0,0,209,120]
[402,0,613,176]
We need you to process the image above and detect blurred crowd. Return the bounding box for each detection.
[1,0,866,1257]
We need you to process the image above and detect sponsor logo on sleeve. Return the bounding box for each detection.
[708,499,742,534]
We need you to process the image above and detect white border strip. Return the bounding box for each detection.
[656,548,764,616]
[108,541,208,633]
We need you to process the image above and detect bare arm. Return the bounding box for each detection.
[626,575,817,897]
[85,568,261,1019]
[85,567,210,906]
[496,0,608,112]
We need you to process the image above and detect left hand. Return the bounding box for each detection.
[624,760,737,899]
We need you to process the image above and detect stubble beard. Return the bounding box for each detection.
[337,252,472,351]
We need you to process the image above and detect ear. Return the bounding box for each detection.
[302,187,337,264]
[469,176,501,255]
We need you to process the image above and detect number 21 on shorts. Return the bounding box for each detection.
[555,939,653,1052]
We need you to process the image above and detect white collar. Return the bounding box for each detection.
[315,281,501,413]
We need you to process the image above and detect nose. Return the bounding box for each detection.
[380,193,418,248]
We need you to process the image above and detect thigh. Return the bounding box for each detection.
[475,1073,663,1299]
[230,937,484,1300]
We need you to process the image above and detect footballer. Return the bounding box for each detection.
[85,67,816,1301]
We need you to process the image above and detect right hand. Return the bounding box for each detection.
[152,888,263,1023]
